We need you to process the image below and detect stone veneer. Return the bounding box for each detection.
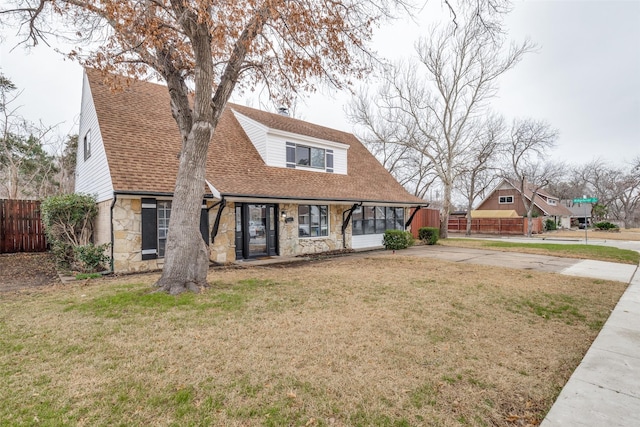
[111,197,152,273]
[278,203,351,256]
[105,198,361,273]
[209,201,236,264]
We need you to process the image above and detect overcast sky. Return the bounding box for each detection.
[1,0,638,167]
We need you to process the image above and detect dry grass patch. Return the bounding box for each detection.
[0,256,626,426]
[546,228,640,241]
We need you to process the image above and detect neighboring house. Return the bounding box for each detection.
[76,69,424,273]
[561,200,593,227]
[475,179,572,228]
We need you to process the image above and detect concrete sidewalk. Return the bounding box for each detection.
[541,258,640,426]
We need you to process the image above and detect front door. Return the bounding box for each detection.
[235,203,278,259]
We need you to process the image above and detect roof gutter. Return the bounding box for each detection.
[222,193,421,207]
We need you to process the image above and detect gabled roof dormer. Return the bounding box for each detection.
[232,108,349,175]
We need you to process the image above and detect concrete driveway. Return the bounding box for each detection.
[368,244,638,283]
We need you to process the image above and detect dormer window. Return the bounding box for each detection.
[296,145,325,168]
[286,142,334,172]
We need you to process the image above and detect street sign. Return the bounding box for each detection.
[573,197,598,204]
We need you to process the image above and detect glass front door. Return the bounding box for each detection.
[248,204,267,256]
[235,203,278,259]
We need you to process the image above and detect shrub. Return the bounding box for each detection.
[544,219,557,231]
[594,221,619,231]
[41,193,111,271]
[74,243,111,273]
[418,227,439,245]
[382,230,414,251]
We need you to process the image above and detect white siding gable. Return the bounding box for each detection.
[233,111,269,163]
[232,110,349,175]
[75,71,114,202]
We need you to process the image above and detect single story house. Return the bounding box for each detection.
[475,179,572,229]
[561,199,593,227]
[76,69,425,273]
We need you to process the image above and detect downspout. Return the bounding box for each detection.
[109,193,117,273]
[341,202,362,249]
[209,197,226,245]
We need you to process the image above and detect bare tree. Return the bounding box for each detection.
[348,87,438,198]
[545,165,589,202]
[581,157,640,228]
[456,115,504,235]
[348,10,533,237]
[505,118,562,237]
[0,73,59,199]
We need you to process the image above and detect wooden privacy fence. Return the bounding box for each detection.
[448,217,543,235]
[0,199,47,253]
[409,207,441,239]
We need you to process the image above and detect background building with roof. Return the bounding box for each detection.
[474,179,573,229]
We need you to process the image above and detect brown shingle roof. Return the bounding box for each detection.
[87,69,423,205]
[508,180,573,216]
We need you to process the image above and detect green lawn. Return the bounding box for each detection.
[443,239,640,265]
[0,256,627,426]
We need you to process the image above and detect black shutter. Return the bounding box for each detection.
[286,142,296,168]
[200,200,209,245]
[326,149,334,173]
[141,198,157,260]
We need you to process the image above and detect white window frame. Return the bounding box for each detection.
[498,195,514,204]
[157,201,171,258]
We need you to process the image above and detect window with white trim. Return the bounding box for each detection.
[298,205,328,237]
[498,195,514,204]
[286,142,334,172]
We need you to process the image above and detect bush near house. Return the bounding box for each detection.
[544,219,557,231]
[382,230,414,250]
[418,227,440,245]
[594,221,620,231]
[41,193,111,272]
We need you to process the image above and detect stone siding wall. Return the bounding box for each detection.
[278,203,350,256]
[112,197,160,273]
[210,201,236,264]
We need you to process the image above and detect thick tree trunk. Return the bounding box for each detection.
[155,122,212,295]
[439,181,453,239]
[465,200,473,236]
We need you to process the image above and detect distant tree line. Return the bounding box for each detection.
[0,73,77,199]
